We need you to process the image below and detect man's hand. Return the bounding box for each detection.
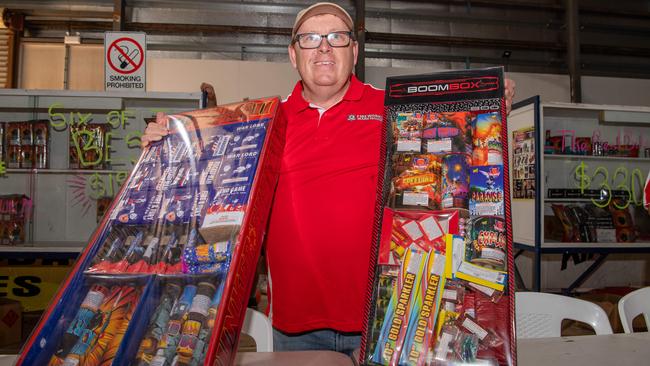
[505,78,516,115]
[141,112,169,148]
[201,82,217,108]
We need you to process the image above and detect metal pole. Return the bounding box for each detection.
[63,44,70,90]
[565,0,581,102]
[354,0,365,82]
[113,0,125,31]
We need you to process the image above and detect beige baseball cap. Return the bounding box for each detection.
[291,2,354,40]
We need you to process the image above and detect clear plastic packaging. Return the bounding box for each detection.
[362,67,515,366]
[18,97,284,366]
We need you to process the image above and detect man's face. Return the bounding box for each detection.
[288,14,358,91]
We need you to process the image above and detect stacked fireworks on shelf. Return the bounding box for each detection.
[361,67,515,365]
[18,97,284,366]
[2,120,49,169]
[0,194,32,245]
[69,124,110,169]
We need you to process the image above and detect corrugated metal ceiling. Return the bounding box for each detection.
[2,0,650,78]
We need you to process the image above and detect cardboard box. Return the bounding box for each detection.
[0,298,22,347]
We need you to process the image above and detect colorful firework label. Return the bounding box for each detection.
[469,165,504,216]
[394,112,423,152]
[472,112,502,166]
[441,153,471,209]
[399,251,447,366]
[392,154,442,210]
[469,216,506,270]
[423,112,473,155]
[372,246,426,365]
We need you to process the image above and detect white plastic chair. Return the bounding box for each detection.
[515,292,613,338]
[618,287,650,333]
[241,308,273,351]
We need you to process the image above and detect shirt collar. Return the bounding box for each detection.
[286,74,364,113]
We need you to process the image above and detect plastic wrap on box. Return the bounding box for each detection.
[18,97,285,366]
[361,67,515,366]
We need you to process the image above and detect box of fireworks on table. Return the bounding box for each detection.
[17,96,285,366]
[360,67,516,366]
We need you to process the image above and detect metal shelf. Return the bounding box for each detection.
[512,97,650,294]
[544,154,650,162]
[0,242,85,253]
[542,241,650,249]
[545,198,595,202]
[6,168,117,174]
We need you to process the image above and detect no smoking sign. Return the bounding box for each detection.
[105,32,146,91]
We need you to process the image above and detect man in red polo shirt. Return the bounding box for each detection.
[142,2,515,355]
[266,3,384,355]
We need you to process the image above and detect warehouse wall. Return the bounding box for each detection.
[19,43,650,108]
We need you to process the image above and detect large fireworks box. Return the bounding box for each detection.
[17,97,285,366]
[360,67,516,365]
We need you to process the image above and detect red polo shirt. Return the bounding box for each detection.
[266,75,385,333]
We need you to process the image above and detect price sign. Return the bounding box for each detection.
[89,171,129,200]
[574,161,645,209]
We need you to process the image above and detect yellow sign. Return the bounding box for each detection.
[0,265,72,312]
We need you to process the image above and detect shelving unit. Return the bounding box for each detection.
[508,96,650,292]
[0,89,200,253]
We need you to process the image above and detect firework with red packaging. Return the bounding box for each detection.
[155,232,183,274]
[441,153,471,209]
[0,195,31,245]
[391,154,442,210]
[468,216,507,271]
[200,185,247,244]
[33,145,48,169]
[472,112,503,166]
[69,124,108,169]
[33,120,49,146]
[378,209,459,265]
[6,220,25,244]
[422,112,473,155]
[87,236,126,273]
[21,145,33,169]
[20,123,33,147]
[6,122,21,146]
[7,145,21,168]
[362,67,514,366]
[110,231,146,273]
[126,234,160,273]
[393,112,423,153]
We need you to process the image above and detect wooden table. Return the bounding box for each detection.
[6,333,648,365]
[517,332,650,365]
[0,350,355,366]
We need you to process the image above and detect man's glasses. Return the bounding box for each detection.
[293,31,354,49]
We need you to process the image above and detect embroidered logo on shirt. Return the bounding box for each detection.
[347,114,382,122]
